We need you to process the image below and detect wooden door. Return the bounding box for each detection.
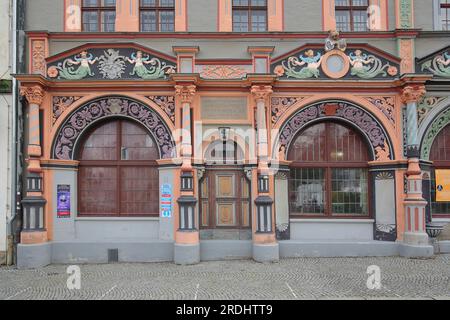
[200,169,251,229]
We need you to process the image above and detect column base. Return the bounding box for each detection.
[174,243,200,265]
[252,242,279,263]
[399,243,434,258]
[21,230,48,244]
[403,232,429,246]
[17,242,52,269]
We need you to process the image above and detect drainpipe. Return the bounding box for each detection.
[6,0,19,266]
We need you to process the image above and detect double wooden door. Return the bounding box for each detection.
[200,169,251,229]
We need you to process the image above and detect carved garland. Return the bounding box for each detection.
[421,106,450,160]
[278,101,393,161]
[53,97,175,160]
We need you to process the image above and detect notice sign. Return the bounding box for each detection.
[436,170,450,202]
[160,183,172,218]
[57,185,71,218]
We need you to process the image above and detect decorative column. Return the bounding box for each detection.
[251,85,279,263]
[174,84,199,265]
[400,85,433,257]
[19,85,47,245]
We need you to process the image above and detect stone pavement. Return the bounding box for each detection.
[1,255,449,300]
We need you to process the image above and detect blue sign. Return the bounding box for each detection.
[160,183,172,218]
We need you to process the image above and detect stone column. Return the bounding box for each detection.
[174,84,199,265]
[251,85,279,263]
[400,85,433,258]
[19,86,48,244]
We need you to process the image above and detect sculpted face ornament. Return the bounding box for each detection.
[325,30,347,52]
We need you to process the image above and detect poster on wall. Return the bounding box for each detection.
[57,184,71,218]
[160,183,172,218]
[436,170,450,202]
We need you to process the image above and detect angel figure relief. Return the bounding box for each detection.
[281,49,323,79]
[55,50,99,80]
[128,51,176,80]
[348,49,390,79]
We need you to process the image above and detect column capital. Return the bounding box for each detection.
[251,85,273,103]
[20,85,45,105]
[401,85,426,104]
[175,85,197,104]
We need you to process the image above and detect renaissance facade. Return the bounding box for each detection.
[16,0,450,268]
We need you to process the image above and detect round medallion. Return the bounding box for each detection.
[321,50,350,79]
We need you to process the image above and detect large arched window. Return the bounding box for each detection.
[430,124,450,217]
[288,121,370,218]
[77,119,159,216]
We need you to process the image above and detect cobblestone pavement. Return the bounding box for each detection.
[1,255,449,300]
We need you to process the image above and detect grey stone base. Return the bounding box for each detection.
[17,242,52,269]
[398,243,434,258]
[174,243,200,265]
[253,243,280,263]
[280,241,399,258]
[52,241,174,264]
[200,240,252,261]
[436,241,450,254]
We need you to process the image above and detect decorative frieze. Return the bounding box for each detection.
[47,47,176,80]
[271,46,399,80]
[197,65,251,79]
[419,50,450,78]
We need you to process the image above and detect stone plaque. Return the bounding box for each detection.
[201,97,248,120]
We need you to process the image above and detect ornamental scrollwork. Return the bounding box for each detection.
[278,101,393,161]
[53,97,175,160]
[147,96,175,125]
[271,97,304,125]
[421,106,450,160]
[52,96,82,125]
[417,96,446,125]
[421,51,450,78]
[364,96,396,126]
[47,47,177,80]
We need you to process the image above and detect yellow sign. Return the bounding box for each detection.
[436,169,450,202]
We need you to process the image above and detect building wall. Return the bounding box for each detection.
[0,0,12,263]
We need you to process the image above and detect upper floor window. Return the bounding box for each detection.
[82,0,116,32]
[440,0,450,30]
[140,0,175,32]
[232,0,267,32]
[335,0,369,32]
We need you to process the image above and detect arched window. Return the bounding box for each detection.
[430,124,450,216]
[288,121,370,218]
[77,119,159,216]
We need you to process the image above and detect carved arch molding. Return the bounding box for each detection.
[52,96,176,160]
[421,105,450,160]
[278,100,394,161]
